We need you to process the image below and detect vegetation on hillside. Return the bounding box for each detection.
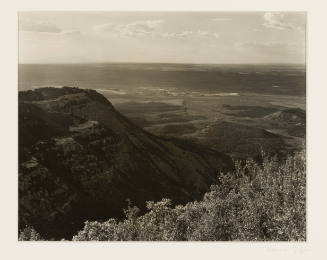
[20,148,305,241]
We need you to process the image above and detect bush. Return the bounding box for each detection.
[73,149,306,241]
[19,226,43,241]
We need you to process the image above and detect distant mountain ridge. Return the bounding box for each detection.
[19,87,233,239]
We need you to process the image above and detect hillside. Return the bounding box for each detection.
[19,148,306,241]
[19,87,233,239]
[200,121,286,159]
[71,149,306,241]
[264,108,306,124]
[264,108,306,138]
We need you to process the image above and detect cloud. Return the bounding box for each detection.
[238,41,304,50]
[160,31,193,39]
[93,23,115,32]
[19,19,61,33]
[61,30,81,36]
[160,30,219,39]
[263,12,299,30]
[213,18,232,22]
[94,20,163,37]
[94,20,221,40]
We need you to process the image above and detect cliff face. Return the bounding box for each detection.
[19,87,233,239]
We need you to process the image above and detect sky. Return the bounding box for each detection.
[18,12,306,64]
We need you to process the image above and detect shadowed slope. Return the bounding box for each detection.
[19,87,233,239]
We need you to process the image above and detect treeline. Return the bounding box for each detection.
[19,149,306,241]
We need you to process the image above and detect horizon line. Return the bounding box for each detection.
[18,61,306,66]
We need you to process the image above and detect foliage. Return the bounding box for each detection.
[19,226,43,241]
[73,149,306,241]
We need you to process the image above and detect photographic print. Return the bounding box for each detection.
[18,11,306,241]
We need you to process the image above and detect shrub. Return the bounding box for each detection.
[73,148,306,241]
[19,226,43,241]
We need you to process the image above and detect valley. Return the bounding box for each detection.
[18,63,306,240]
[111,90,305,160]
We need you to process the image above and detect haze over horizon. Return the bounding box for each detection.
[19,12,306,64]
[19,61,306,65]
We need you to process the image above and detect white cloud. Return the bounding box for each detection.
[160,30,219,39]
[198,31,209,36]
[94,20,163,37]
[19,19,61,33]
[263,12,298,30]
[238,41,304,50]
[94,20,220,40]
[160,31,193,39]
[213,18,232,22]
[61,30,81,36]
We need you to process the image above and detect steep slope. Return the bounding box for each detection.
[19,87,233,239]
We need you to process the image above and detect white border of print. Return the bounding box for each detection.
[0,0,326,259]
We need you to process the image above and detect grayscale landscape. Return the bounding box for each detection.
[18,12,306,241]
